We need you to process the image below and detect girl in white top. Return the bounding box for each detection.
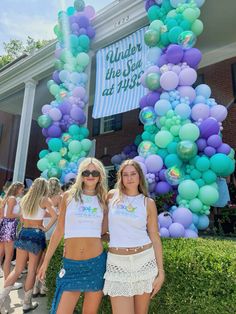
[103,159,165,314]
[38,158,108,314]
[0,178,57,314]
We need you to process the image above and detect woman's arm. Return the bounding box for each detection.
[6,197,19,218]
[42,198,57,232]
[147,198,165,298]
[37,192,68,281]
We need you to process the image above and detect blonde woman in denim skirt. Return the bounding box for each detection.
[38,158,108,314]
[0,178,57,313]
[103,160,165,314]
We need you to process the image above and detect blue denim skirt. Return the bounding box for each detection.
[50,251,107,314]
[15,228,46,255]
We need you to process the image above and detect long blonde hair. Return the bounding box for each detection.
[48,177,61,197]
[68,158,107,207]
[4,182,24,200]
[115,159,148,202]
[21,178,49,217]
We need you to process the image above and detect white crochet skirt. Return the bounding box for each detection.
[103,247,158,297]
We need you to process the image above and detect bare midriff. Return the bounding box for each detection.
[109,242,152,255]
[64,237,103,260]
[23,219,44,229]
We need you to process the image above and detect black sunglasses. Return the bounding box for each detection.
[82,170,100,177]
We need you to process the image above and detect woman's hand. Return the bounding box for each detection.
[150,272,165,299]
[37,262,48,282]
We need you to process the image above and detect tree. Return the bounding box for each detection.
[0,36,52,69]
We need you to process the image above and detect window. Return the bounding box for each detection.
[231,63,236,98]
[92,113,122,136]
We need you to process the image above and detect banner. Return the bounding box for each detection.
[93,27,148,118]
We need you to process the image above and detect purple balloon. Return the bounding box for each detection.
[42,104,51,114]
[52,71,62,84]
[64,173,76,183]
[77,16,90,28]
[166,44,184,64]
[84,5,96,19]
[184,229,198,238]
[173,207,193,228]
[139,95,148,109]
[48,108,62,121]
[47,125,62,138]
[207,135,222,148]
[183,48,202,68]
[199,117,220,139]
[210,105,228,122]
[178,86,196,104]
[70,106,85,123]
[146,91,160,107]
[111,155,122,165]
[204,146,216,157]
[178,68,197,86]
[42,128,48,137]
[158,54,168,67]
[59,101,72,115]
[217,143,231,155]
[191,103,210,121]
[134,156,145,163]
[160,71,179,91]
[87,26,96,38]
[159,169,167,181]
[155,181,171,195]
[158,212,173,228]
[160,227,170,238]
[169,222,185,238]
[196,138,207,151]
[138,162,148,176]
[145,155,163,173]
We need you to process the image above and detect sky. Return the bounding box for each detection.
[0,0,114,54]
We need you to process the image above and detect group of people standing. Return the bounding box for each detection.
[0,157,164,314]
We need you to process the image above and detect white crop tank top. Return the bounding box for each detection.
[64,194,103,239]
[22,207,46,220]
[108,191,151,248]
[3,197,20,217]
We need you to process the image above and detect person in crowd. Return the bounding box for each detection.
[0,182,24,287]
[33,177,62,297]
[37,158,108,314]
[0,178,57,313]
[103,159,165,314]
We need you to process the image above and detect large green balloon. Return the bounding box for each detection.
[69,140,82,154]
[191,19,204,36]
[178,179,199,200]
[81,139,92,152]
[77,52,90,67]
[198,185,219,206]
[37,115,52,128]
[39,149,49,159]
[176,140,198,161]
[195,156,210,172]
[189,198,203,213]
[37,158,49,172]
[48,138,63,152]
[179,123,200,142]
[145,72,160,90]
[155,130,173,148]
[183,8,198,23]
[144,29,160,47]
[48,152,61,164]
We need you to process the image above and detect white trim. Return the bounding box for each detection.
[100,116,116,134]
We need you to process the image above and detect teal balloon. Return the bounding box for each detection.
[147,6,160,22]
[145,72,160,90]
[37,158,49,172]
[80,127,89,137]
[178,180,199,200]
[189,198,203,213]
[48,138,63,152]
[190,169,201,180]
[195,178,205,188]
[168,26,183,43]
[198,185,219,205]
[176,140,198,161]
[47,167,62,179]
[68,140,82,154]
[78,35,90,51]
[69,124,80,136]
[210,154,232,176]
[81,139,92,152]
[157,149,168,160]
[37,115,52,128]
[164,153,183,168]
[48,152,61,164]
[195,156,210,172]
[144,29,159,47]
[167,142,177,154]
[74,0,85,11]
[202,170,217,184]
[39,149,49,159]
[49,84,60,96]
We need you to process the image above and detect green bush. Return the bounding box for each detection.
[46,238,236,314]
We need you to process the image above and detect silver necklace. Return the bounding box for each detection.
[124,195,137,212]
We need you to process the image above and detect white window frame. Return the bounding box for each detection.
[100,116,115,134]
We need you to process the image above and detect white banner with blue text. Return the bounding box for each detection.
[92,27,148,118]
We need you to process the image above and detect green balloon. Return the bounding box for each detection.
[78,35,90,51]
[145,72,160,90]
[155,130,173,148]
[198,185,219,206]
[37,158,49,172]
[202,170,217,184]
[74,0,85,11]
[149,20,164,32]
[178,179,199,200]
[195,178,205,188]
[190,169,201,180]
[168,26,183,43]
[37,115,52,128]
[77,52,90,67]
[195,156,210,172]
[48,152,61,164]
[177,140,198,161]
[183,8,198,23]
[191,19,203,36]
[80,127,89,137]
[189,198,203,213]
[68,140,82,154]
[160,32,170,47]
[47,167,62,179]
[49,84,60,96]
[142,131,152,141]
[81,139,92,152]
[165,18,178,31]
[179,123,200,142]
[48,138,63,152]
[39,150,49,159]
[144,29,160,47]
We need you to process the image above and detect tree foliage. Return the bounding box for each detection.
[0,36,51,69]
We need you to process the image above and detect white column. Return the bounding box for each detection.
[13,79,37,182]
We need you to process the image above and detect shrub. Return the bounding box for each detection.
[46,238,236,314]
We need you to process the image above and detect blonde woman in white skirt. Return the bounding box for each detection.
[103,159,165,314]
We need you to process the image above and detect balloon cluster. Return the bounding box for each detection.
[136,0,235,237]
[37,0,96,183]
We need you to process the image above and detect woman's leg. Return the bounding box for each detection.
[82,291,103,314]
[56,291,81,314]
[134,293,151,314]
[24,251,42,291]
[3,241,14,279]
[110,296,135,314]
[4,248,28,287]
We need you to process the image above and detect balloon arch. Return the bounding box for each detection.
[37,0,235,238]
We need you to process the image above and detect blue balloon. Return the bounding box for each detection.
[147,47,162,64]
[194,95,206,104]
[174,103,191,119]
[195,84,211,98]
[154,99,172,116]
[197,214,209,230]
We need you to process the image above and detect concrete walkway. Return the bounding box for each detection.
[0,274,48,314]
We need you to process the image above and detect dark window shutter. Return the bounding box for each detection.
[92,118,101,136]
[114,114,122,131]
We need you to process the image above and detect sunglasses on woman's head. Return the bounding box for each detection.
[82,170,100,177]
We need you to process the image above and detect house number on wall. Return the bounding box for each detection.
[114,15,130,28]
